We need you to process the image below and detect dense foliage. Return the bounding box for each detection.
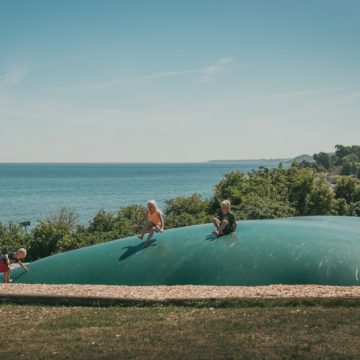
[302,144,360,178]
[1,145,360,261]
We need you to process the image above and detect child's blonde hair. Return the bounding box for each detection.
[17,248,27,257]
[147,200,162,213]
[220,200,231,210]
[147,199,158,208]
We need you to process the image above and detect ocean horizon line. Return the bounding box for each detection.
[0,159,287,165]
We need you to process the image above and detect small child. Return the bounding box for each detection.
[138,200,165,245]
[212,200,237,237]
[0,248,29,283]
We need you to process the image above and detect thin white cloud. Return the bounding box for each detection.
[0,97,182,129]
[55,103,145,117]
[0,55,84,87]
[321,91,360,109]
[217,57,234,65]
[132,57,234,82]
[0,68,29,86]
[0,100,141,120]
[32,55,86,71]
[52,57,235,91]
[239,87,342,101]
[128,68,200,82]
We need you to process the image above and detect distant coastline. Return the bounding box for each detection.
[208,154,313,164]
[208,159,290,163]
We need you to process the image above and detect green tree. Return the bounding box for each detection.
[350,201,360,216]
[213,167,295,219]
[88,210,115,232]
[238,194,294,219]
[212,165,337,219]
[335,145,352,159]
[87,207,141,243]
[335,177,360,203]
[47,207,79,232]
[286,166,317,215]
[212,171,247,207]
[28,208,80,260]
[0,223,29,255]
[335,198,350,216]
[313,152,331,170]
[304,177,334,215]
[165,194,211,228]
[29,221,71,260]
[116,204,147,233]
[341,161,352,175]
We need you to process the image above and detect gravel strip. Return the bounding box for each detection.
[1,284,360,301]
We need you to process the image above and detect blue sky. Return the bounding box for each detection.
[0,0,359,162]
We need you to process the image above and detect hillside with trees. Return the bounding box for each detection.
[300,144,360,178]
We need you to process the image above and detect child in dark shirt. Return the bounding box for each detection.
[0,248,29,283]
[212,200,237,236]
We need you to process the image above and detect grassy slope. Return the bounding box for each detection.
[0,304,360,359]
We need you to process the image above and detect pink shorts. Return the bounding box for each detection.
[0,261,10,273]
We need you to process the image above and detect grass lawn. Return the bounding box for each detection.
[0,304,360,359]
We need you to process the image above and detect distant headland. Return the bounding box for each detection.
[208,154,313,164]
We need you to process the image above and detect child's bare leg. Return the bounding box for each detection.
[217,220,228,235]
[213,218,220,229]
[3,271,10,283]
[145,227,155,244]
[139,221,151,239]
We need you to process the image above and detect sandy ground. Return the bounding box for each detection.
[1,284,360,301]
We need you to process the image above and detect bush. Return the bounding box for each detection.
[335,177,360,203]
[165,194,212,228]
[29,221,71,260]
[88,210,115,232]
[116,204,147,233]
[335,198,350,216]
[350,201,360,217]
[237,194,294,220]
[0,223,29,256]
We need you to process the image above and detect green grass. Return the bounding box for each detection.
[0,304,360,359]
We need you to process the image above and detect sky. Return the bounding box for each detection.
[0,0,359,162]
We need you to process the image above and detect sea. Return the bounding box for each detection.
[0,161,282,227]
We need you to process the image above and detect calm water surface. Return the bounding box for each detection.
[0,162,281,226]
